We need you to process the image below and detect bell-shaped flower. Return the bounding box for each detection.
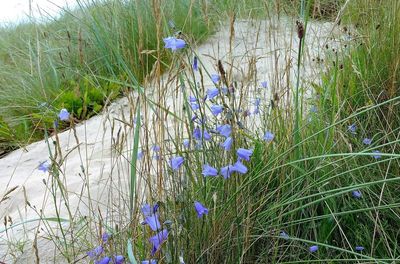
[163,37,186,51]
[170,156,184,171]
[194,201,209,218]
[221,137,233,151]
[202,164,218,177]
[237,148,253,161]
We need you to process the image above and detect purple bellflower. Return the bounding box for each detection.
[163,37,186,51]
[352,190,362,199]
[237,148,253,161]
[149,229,169,256]
[348,124,357,134]
[206,87,219,100]
[232,160,248,174]
[141,204,161,231]
[170,156,184,171]
[221,165,234,179]
[355,246,364,251]
[87,246,104,260]
[193,127,212,141]
[102,232,110,243]
[114,255,124,264]
[142,260,157,264]
[211,105,223,116]
[216,124,231,138]
[221,137,233,151]
[183,139,190,148]
[202,164,218,177]
[363,138,372,145]
[261,81,268,88]
[193,56,198,71]
[194,201,209,218]
[309,245,319,253]
[38,161,50,172]
[372,150,382,159]
[264,131,274,142]
[96,256,111,264]
[58,108,70,121]
[211,74,220,83]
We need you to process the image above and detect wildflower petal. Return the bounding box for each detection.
[348,124,357,134]
[221,137,233,151]
[206,87,219,100]
[237,148,253,161]
[232,160,248,174]
[216,124,231,138]
[263,131,274,142]
[194,201,209,218]
[87,246,104,260]
[38,161,50,172]
[170,156,184,171]
[372,150,382,159]
[102,232,110,243]
[191,102,200,110]
[309,245,318,253]
[211,105,223,116]
[362,138,372,145]
[137,150,144,160]
[183,139,190,148]
[141,204,152,217]
[211,74,220,83]
[193,127,211,141]
[96,256,111,264]
[221,165,234,179]
[261,81,268,88]
[202,164,218,177]
[193,56,198,71]
[145,214,161,231]
[114,255,124,264]
[355,246,364,251]
[352,190,362,199]
[142,260,157,264]
[58,108,70,121]
[149,229,169,256]
[163,37,186,51]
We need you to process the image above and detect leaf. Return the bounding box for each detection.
[127,239,138,264]
[130,101,141,216]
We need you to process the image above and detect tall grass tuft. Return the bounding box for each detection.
[0,0,211,152]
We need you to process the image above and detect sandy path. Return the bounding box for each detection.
[0,18,342,262]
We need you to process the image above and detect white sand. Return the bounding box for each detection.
[0,18,343,262]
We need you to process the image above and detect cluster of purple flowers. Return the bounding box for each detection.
[278,231,364,254]
[86,232,124,264]
[345,122,383,199]
[307,244,364,253]
[140,203,169,258]
[140,203,187,263]
[347,123,381,159]
[201,147,252,179]
[165,58,277,249]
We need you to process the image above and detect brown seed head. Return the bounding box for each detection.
[296,20,304,39]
